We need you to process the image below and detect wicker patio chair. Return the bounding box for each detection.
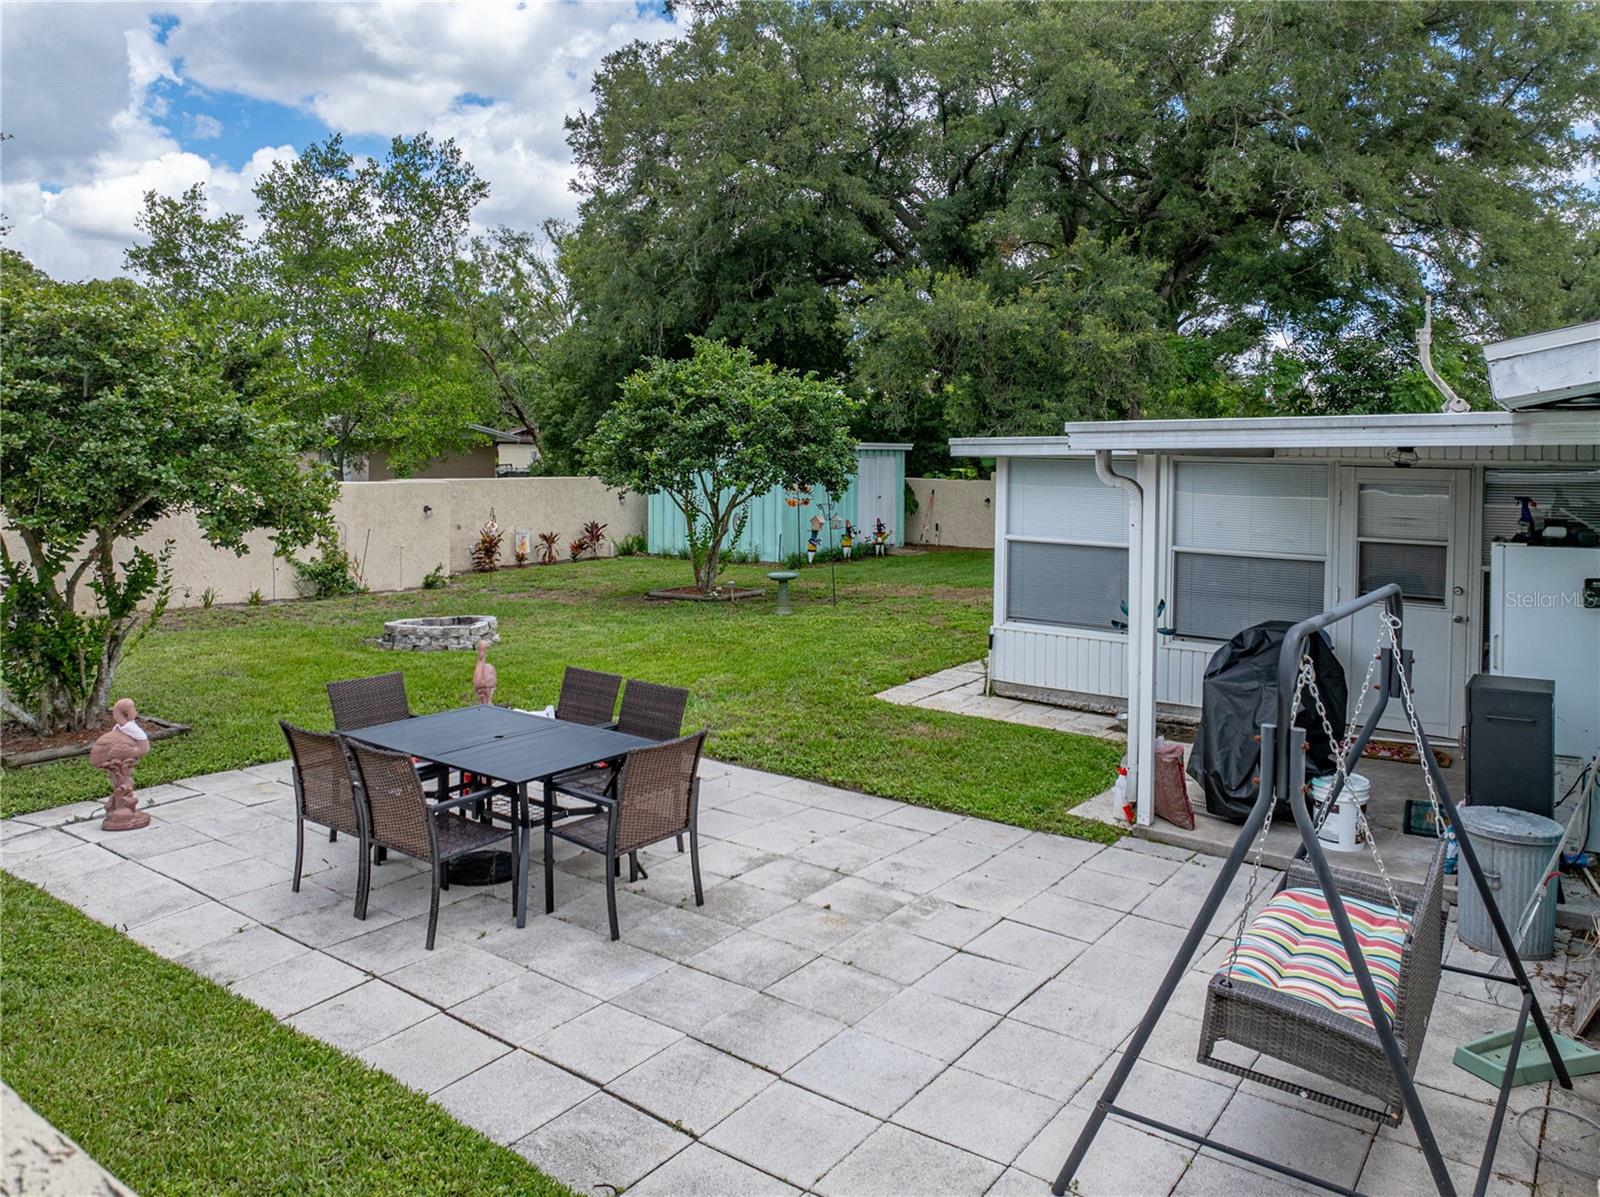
[342,737,517,949]
[1198,848,1447,1124]
[327,671,411,730]
[555,666,622,726]
[553,679,689,797]
[281,720,370,918]
[544,731,706,940]
[327,671,449,800]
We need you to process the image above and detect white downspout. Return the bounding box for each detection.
[1094,450,1157,825]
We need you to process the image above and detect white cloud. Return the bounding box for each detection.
[1,2,678,280]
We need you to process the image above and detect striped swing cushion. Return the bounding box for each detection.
[1221,886,1410,1028]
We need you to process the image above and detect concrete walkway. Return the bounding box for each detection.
[4,762,1596,1196]
[877,662,1124,740]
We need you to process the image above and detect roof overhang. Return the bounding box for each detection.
[950,410,1598,456]
[856,442,914,451]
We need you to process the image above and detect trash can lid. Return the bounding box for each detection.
[1457,805,1564,846]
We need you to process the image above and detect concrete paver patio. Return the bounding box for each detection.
[4,759,1596,1196]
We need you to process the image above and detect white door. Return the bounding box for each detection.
[856,456,896,539]
[1337,468,1473,740]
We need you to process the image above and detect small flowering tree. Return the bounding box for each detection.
[0,251,335,732]
[587,338,858,592]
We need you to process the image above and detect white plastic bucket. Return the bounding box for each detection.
[1312,773,1372,853]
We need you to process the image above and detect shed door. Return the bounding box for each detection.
[1337,468,1473,740]
[857,455,897,537]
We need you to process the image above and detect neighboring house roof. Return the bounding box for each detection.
[951,409,1597,456]
[468,424,541,447]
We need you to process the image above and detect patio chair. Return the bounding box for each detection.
[552,679,691,849]
[544,731,706,940]
[327,669,450,803]
[555,666,622,726]
[281,720,370,918]
[341,737,517,949]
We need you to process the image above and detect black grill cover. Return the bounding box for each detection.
[1187,621,1348,823]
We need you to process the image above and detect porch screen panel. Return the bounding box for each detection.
[1173,553,1326,641]
[1007,458,1128,543]
[1007,542,1128,630]
[1173,462,1328,555]
[1482,469,1600,557]
[1171,461,1329,640]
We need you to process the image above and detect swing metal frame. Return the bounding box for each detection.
[1052,584,1575,1197]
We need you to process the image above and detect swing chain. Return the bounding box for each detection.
[1228,653,1318,971]
[1301,635,1403,913]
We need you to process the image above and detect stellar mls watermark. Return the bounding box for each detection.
[1504,588,1583,609]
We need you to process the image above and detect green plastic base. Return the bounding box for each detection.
[1453,1024,1600,1088]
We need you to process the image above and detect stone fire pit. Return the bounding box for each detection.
[379,615,499,652]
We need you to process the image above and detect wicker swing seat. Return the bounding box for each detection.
[1199,851,1446,1124]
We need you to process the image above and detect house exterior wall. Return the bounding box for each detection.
[366,445,498,480]
[986,443,1599,729]
[905,478,994,547]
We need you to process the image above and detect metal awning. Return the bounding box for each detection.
[950,409,1597,456]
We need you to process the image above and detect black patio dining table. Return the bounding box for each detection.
[343,704,655,927]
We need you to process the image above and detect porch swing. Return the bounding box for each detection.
[1052,585,1576,1197]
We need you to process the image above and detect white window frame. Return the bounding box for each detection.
[1163,457,1335,645]
[996,456,1131,639]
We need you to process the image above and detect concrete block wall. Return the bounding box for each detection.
[28,476,644,609]
[905,478,994,548]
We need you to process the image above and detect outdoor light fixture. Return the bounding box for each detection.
[1387,447,1419,468]
[423,504,433,515]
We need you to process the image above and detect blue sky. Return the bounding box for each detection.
[1,2,680,279]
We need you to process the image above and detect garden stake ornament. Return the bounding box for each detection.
[472,640,497,705]
[90,698,152,830]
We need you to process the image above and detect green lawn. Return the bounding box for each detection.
[0,873,572,1197]
[2,550,1121,841]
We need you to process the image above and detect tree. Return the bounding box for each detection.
[557,1,1600,459]
[128,134,498,477]
[586,338,858,592]
[451,223,577,460]
[0,251,336,733]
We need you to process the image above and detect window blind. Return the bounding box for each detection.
[1007,458,1128,543]
[1006,541,1128,630]
[1359,542,1448,603]
[1482,469,1600,557]
[1173,461,1328,555]
[1173,552,1325,641]
[1358,482,1452,542]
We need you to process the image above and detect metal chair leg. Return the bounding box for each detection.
[426,860,441,950]
[676,834,684,853]
[292,815,305,892]
[689,827,703,906]
[605,821,620,941]
[328,827,337,842]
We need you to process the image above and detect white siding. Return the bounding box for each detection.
[987,441,1595,713]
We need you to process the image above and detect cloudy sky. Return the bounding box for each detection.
[1,1,678,280]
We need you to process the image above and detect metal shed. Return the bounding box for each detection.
[645,443,911,561]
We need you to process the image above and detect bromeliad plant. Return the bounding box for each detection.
[0,250,335,734]
[586,337,858,593]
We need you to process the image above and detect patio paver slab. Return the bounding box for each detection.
[357,1013,509,1094]
[703,1081,877,1189]
[432,1050,596,1146]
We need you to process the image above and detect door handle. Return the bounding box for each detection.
[1451,614,1466,624]
[1484,713,1536,725]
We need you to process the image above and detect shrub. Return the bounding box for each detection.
[471,517,503,572]
[782,551,807,571]
[294,540,363,599]
[615,532,648,557]
[536,531,560,565]
[246,588,264,607]
[422,564,449,590]
[200,586,219,610]
[568,539,588,561]
[581,521,608,558]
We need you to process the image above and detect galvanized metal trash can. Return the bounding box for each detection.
[1455,805,1563,961]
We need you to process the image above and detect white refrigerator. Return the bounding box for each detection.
[1489,542,1600,759]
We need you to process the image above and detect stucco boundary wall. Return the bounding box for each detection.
[905,477,994,549]
[38,477,644,609]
